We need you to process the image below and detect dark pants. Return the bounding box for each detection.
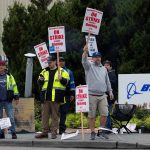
[106,103,113,130]
[59,96,70,133]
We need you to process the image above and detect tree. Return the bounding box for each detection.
[2,1,52,96]
[112,0,150,73]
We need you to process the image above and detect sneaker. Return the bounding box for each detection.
[90,131,96,140]
[12,133,17,139]
[0,133,5,139]
[97,131,109,139]
[35,132,48,139]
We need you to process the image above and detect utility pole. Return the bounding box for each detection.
[24,53,36,97]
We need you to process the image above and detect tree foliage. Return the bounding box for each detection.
[2,0,150,97]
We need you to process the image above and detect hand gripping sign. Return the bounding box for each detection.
[34,42,50,69]
[48,26,66,53]
[82,7,103,35]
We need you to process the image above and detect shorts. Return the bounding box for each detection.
[88,95,108,118]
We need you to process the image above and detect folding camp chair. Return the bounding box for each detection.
[111,104,136,134]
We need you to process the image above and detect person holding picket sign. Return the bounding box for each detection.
[82,44,114,140]
[35,55,69,139]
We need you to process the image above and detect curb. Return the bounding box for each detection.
[0,140,150,149]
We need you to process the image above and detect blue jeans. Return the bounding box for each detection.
[106,103,113,129]
[0,102,16,134]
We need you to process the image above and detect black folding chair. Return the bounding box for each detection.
[111,104,136,134]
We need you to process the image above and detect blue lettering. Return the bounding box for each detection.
[141,84,150,91]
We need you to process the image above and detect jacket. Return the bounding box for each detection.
[38,67,69,103]
[7,73,19,102]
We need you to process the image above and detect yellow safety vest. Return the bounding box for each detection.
[40,68,69,102]
[7,74,19,96]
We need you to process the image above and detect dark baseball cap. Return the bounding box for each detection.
[59,56,65,61]
[103,60,112,66]
[47,55,56,63]
[92,52,101,57]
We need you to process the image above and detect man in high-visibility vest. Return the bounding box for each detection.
[35,55,69,139]
[0,59,19,139]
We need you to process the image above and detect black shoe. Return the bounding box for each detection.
[0,133,5,139]
[59,131,65,135]
[12,133,17,139]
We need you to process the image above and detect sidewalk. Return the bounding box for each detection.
[0,129,150,149]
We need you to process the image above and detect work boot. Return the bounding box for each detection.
[35,132,48,139]
[51,130,57,139]
[0,133,5,139]
[12,133,17,139]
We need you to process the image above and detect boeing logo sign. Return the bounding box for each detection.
[127,82,150,99]
[119,74,150,109]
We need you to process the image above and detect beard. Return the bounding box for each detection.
[94,60,101,65]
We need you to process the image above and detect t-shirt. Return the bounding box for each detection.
[46,68,57,101]
[0,73,7,101]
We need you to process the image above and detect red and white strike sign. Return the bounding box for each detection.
[34,42,49,69]
[82,7,103,35]
[76,85,89,113]
[48,26,66,53]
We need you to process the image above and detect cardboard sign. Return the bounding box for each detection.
[85,35,98,56]
[48,26,66,53]
[0,118,11,129]
[34,42,49,69]
[82,8,103,35]
[76,85,89,113]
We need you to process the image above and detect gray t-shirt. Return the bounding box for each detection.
[0,73,7,101]
[82,56,112,95]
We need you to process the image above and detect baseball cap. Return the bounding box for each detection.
[47,55,56,64]
[59,56,65,61]
[0,60,6,66]
[92,52,101,57]
[103,60,112,66]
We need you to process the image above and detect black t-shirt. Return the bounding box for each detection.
[46,68,57,101]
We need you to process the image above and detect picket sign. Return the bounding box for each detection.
[0,118,11,129]
[76,85,89,140]
[85,35,98,56]
[61,130,79,140]
[34,42,49,69]
[48,26,66,74]
[48,26,66,53]
[82,7,103,35]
